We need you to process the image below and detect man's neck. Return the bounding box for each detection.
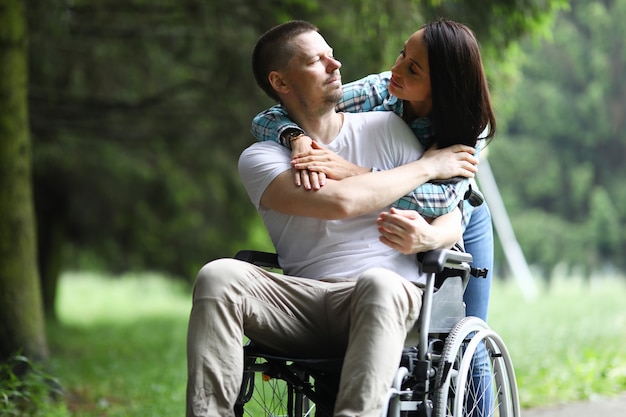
[288,107,344,145]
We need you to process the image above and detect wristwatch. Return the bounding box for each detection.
[284,129,305,143]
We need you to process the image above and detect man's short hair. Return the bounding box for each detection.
[252,20,318,102]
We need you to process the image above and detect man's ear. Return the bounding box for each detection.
[268,71,289,94]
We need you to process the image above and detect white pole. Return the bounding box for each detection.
[477,159,538,300]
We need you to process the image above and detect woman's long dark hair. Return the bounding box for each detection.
[424,19,496,148]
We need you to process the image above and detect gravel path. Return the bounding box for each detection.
[521,393,626,417]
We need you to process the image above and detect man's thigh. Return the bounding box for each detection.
[242,269,355,357]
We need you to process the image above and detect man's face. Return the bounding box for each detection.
[281,31,343,111]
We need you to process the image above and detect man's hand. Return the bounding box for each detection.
[421,144,478,180]
[291,141,369,184]
[376,208,441,254]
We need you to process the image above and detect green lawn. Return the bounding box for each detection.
[46,272,190,417]
[488,275,626,407]
[39,271,626,416]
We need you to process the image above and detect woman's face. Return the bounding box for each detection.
[389,29,432,118]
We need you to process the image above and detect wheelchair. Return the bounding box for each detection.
[233,249,520,417]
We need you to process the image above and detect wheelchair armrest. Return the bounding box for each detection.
[235,250,280,269]
[421,249,472,274]
[234,248,471,274]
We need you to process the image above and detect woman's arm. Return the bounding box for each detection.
[393,177,469,217]
[250,105,303,148]
[250,71,469,219]
[249,72,399,146]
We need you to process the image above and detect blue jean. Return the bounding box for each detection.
[462,203,494,415]
[462,203,493,322]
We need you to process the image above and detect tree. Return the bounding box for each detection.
[489,0,626,278]
[0,0,48,363]
[27,0,276,319]
[21,0,567,322]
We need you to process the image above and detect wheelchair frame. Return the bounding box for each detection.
[233,249,520,417]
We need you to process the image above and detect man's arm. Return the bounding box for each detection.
[260,145,477,220]
[292,145,472,216]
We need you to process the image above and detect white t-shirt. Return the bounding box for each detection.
[238,112,427,283]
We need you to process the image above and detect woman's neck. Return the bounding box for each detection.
[402,100,431,122]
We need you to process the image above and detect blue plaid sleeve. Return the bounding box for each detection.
[392,179,471,229]
[250,105,303,148]
[337,71,403,116]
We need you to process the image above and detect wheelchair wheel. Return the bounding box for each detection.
[434,317,520,417]
[235,355,314,417]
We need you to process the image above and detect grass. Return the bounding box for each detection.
[38,271,626,416]
[45,272,191,417]
[488,275,626,408]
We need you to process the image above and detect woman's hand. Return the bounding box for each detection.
[421,144,479,180]
[291,141,369,185]
[290,136,326,190]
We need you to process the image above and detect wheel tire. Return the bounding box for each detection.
[434,317,520,417]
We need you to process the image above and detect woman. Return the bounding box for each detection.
[251,18,495,325]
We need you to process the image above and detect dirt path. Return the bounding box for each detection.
[521,393,626,417]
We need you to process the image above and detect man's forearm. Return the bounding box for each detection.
[261,159,433,220]
[262,145,476,220]
[332,160,435,217]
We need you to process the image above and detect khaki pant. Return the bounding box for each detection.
[186,258,423,417]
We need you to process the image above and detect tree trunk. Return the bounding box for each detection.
[0,0,48,363]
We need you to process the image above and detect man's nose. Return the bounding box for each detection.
[328,57,341,71]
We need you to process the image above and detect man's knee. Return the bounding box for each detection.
[193,258,250,301]
[355,268,421,319]
[356,268,409,304]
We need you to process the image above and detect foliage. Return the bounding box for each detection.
[488,0,626,279]
[419,0,569,58]
[0,355,66,417]
[23,0,567,319]
[27,0,271,284]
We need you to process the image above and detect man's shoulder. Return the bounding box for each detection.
[343,110,404,125]
[344,111,413,140]
[238,140,291,201]
[241,140,287,155]
[238,140,290,169]
[339,111,421,160]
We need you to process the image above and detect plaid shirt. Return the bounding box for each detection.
[250,71,476,229]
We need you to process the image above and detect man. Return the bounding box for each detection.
[186,20,477,417]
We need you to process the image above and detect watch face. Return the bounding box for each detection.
[288,131,303,140]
